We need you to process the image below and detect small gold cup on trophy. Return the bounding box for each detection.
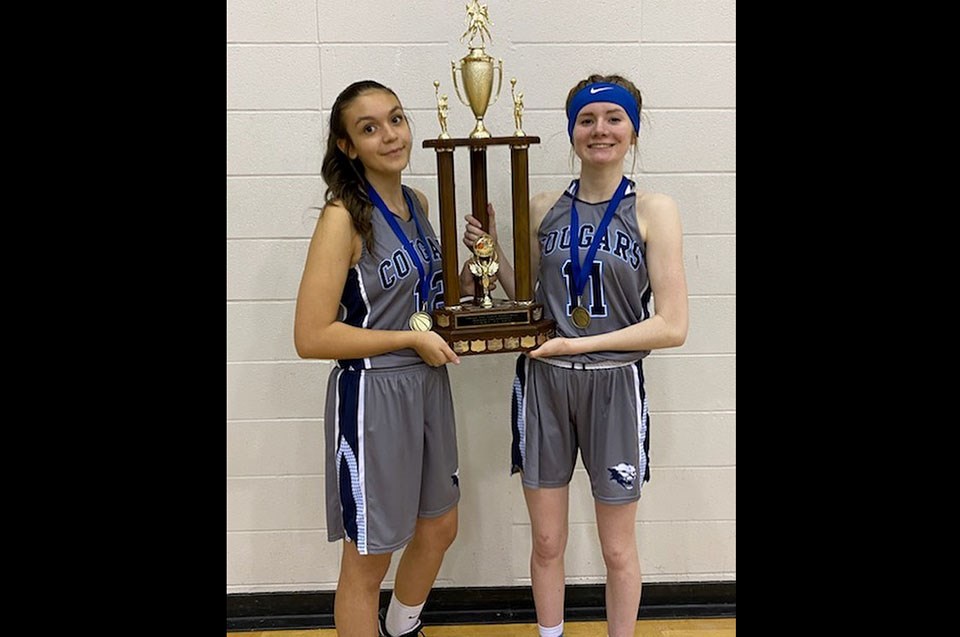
[468,233,499,309]
[451,1,503,138]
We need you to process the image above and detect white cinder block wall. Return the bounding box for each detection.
[227,0,735,593]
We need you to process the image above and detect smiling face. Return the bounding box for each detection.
[336,90,412,178]
[570,102,635,167]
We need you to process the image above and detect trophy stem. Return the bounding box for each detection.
[470,120,491,139]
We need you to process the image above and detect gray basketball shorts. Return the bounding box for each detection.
[324,363,460,555]
[510,355,650,503]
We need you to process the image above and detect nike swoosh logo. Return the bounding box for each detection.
[589,86,613,94]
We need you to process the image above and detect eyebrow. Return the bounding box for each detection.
[578,107,626,117]
[353,106,404,126]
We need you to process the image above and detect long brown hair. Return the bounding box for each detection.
[320,80,402,251]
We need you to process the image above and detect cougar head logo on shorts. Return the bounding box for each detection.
[451,469,459,487]
[608,463,637,489]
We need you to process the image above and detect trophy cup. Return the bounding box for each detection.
[424,1,555,356]
[451,8,502,140]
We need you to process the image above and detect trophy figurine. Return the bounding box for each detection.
[511,77,525,137]
[451,1,503,138]
[434,80,451,140]
[468,233,499,309]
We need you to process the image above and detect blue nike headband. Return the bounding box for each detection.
[566,82,640,141]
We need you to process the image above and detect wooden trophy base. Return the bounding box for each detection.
[434,299,556,356]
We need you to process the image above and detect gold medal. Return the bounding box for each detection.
[571,306,591,329]
[409,311,434,332]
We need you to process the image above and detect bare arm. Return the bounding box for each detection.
[529,192,688,358]
[294,202,460,366]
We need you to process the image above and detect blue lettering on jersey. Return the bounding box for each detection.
[377,249,412,289]
[542,225,643,271]
[377,238,443,292]
[414,270,446,311]
[562,260,608,318]
[377,260,396,288]
[578,224,594,247]
[596,227,611,253]
[612,230,632,261]
[541,230,557,254]
[428,237,442,261]
[393,250,411,278]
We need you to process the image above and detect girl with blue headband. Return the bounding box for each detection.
[463,73,689,637]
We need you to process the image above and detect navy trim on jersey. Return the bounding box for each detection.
[339,268,367,327]
[563,178,637,200]
[639,281,652,323]
[337,268,367,370]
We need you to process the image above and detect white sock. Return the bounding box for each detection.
[538,621,564,637]
[385,593,425,636]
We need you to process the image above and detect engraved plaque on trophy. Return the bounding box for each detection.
[425,1,555,356]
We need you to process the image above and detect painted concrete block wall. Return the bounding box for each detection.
[227,0,736,593]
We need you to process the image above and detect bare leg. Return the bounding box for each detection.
[523,485,569,629]
[393,506,459,605]
[595,500,641,637]
[334,541,392,637]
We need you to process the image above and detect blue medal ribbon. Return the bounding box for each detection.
[569,176,629,304]
[366,182,435,310]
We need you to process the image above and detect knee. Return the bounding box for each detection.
[433,513,458,550]
[600,541,638,571]
[341,551,392,592]
[531,529,567,564]
[355,565,389,593]
[416,509,458,552]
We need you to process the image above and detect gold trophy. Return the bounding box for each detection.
[451,1,503,139]
[424,1,555,355]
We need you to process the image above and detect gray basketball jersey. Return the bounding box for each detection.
[337,185,445,370]
[535,179,652,364]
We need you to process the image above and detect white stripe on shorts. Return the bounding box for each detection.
[357,370,368,554]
